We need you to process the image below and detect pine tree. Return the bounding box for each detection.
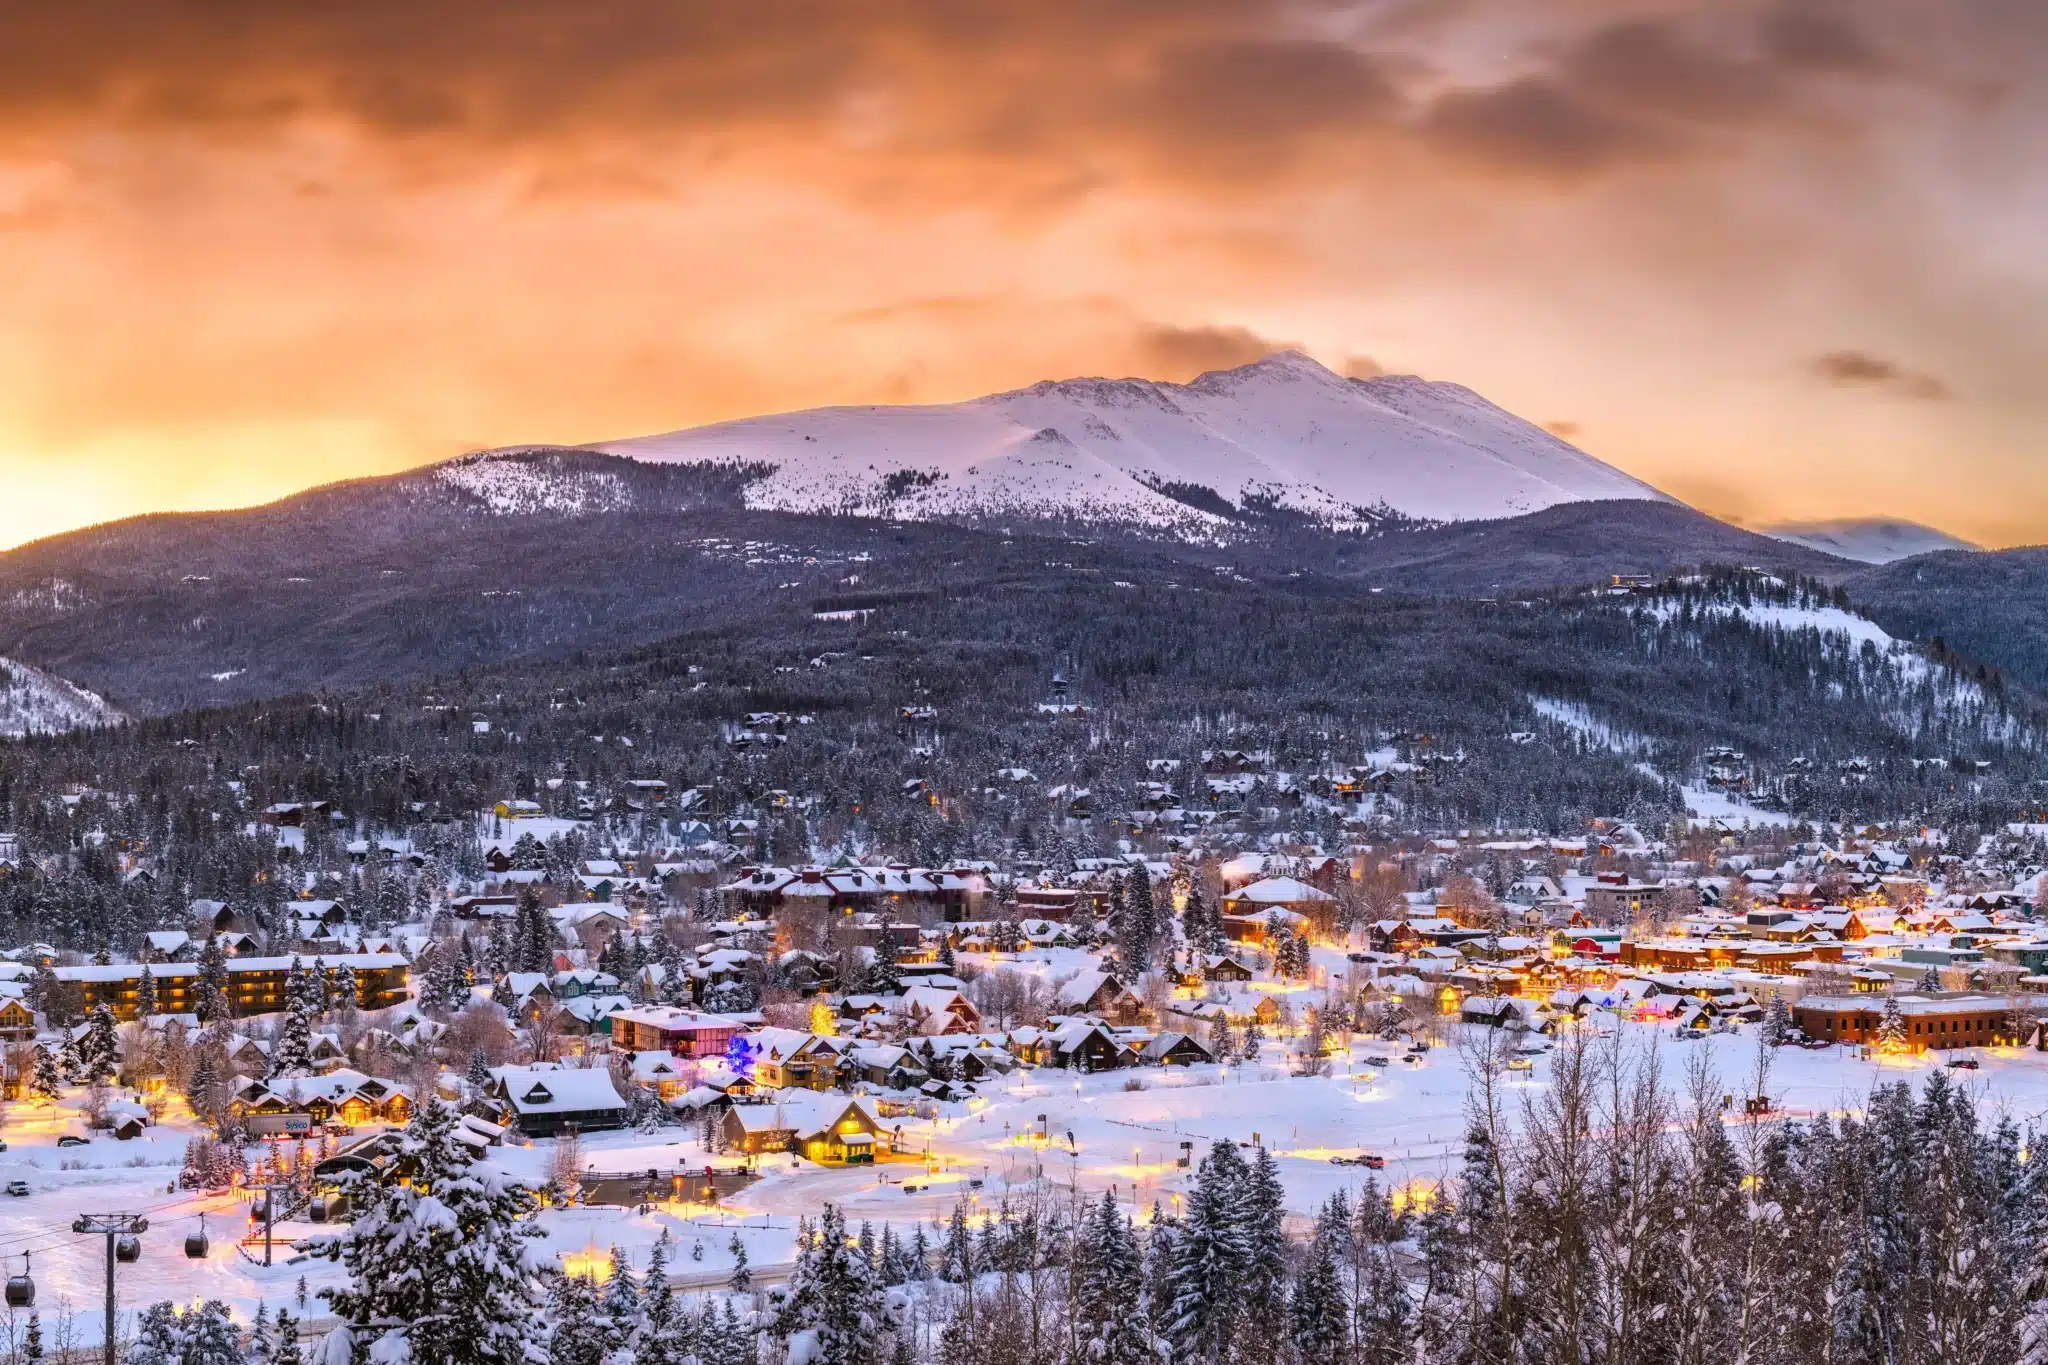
[637,1234,681,1365]
[1168,1140,1253,1365]
[549,1269,611,1365]
[193,935,232,1025]
[599,1246,640,1349]
[1239,1143,1290,1364]
[941,1203,975,1282]
[1070,1190,1152,1365]
[1878,994,1909,1053]
[775,1204,887,1365]
[135,965,158,1019]
[1917,963,1943,993]
[76,1003,117,1085]
[270,999,313,1079]
[467,1047,495,1093]
[127,1302,184,1365]
[729,1232,752,1293]
[1762,994,1792,1047]
[1287,1225,1347,1365]
[317,1099,550,1365]
[267,1309,304,1365]
[180,1300,243,1365]
[21,1312,40,1363]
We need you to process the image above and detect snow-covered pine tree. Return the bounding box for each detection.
[1287,1224,1347,1365]
[638,1234,681,1365]
[267,1309,304,1365]
[269,998,313,1079]
[729,1232,752,1293]
[126,1301,241,1365]
[1126,864,1157,972]
[1167,1139,1253,1365]
[21,1312,40,1363]
[1762,995,1792,1047]
[127,1302,183,1365]
[467,1047,494,1093]
[940,1204,975,1282]
[549,1269,611,1365]
[599,1246,640,1349]
[1070,1190,1151,1365]
[135,965,158,1019]
[76,1003,117,1085]
[179,1300,242,1365]
[318,1099,551,1365]
[1877,994,1909,1053]
[1239,1144,1290,1364]
[1917,964,1943,993]
[193,936,232,1025]
[774,1204,887,1365]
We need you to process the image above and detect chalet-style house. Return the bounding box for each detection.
[490,1065,631,1136]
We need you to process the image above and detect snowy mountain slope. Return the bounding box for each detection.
[1761,518,1977,565]
[0,655,122,737]
[574,352,1671,530]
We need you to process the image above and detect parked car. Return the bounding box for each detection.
[4,1181,27,1197]
[1363,1055,1393,1067]
[55,1134,88,1148]
[1947,1058,1981,1070]
[1330,1154,1387,1169]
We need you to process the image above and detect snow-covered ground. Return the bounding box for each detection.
[16,1017,2048,1345]
[1530,697,1656,757]
[0,656,121,738]
[493,352,1673,531]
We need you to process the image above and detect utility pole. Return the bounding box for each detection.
[249,1180,292,1266]
[71,1213,147,1365]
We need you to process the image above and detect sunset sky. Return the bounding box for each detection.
[1,1,2042,549]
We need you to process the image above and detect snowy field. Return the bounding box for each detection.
[10,1018,2048,1346]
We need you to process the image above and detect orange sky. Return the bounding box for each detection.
[1,0,2043,549]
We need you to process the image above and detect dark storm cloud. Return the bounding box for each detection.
[1418,5,1900,178]
[1808,350,1953,400]
[0,1,1929,188]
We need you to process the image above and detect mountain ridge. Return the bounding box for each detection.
[1761,517,1979,565]
[573,351,1673,531]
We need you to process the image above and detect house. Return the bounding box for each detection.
[143,931,193,962]
[847,1043,929,1090]
[1460,996,1542,1030]
[1222,875,1336,919]
[259,802,332,828]
[492,1065,631,1136]
[1139,1032,1216,1067]
[231,1070,413,1136]
[0,998,36,1040]
[1055,971,1151,1025]
[1582,877,1672,925]
[1048,1021,1130,1072]
[609,1006,744,1059]
[1196,954,1255,984]
[625,1051,696,1100]
[892,987,982,1035]
[719,1094,903,1164]
[747,1030,849,1091]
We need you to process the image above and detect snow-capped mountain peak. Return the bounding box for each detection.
[1760,518,1978,565]
[530,352,1668,532]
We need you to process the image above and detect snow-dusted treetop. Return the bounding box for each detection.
[547,352,1669,530]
